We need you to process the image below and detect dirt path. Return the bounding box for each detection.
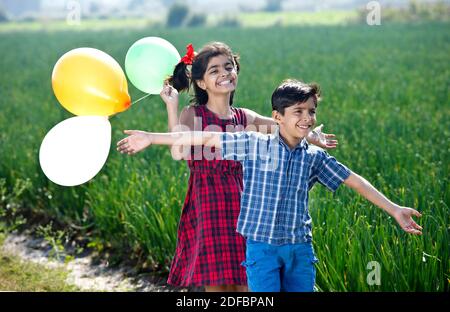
[1,232,193,292]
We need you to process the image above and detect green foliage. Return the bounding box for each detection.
[0,23,448,291]
[36,222,70,262]
[0,178,31,233]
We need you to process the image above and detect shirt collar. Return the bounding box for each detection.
[273,126,308,151]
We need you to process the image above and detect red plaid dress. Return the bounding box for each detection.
[167,105,247,286]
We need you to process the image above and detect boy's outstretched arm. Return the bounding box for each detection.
[117,131,221,155]
[344,172,423,235]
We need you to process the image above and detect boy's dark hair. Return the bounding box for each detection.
[271,79,321,114]
[167,42,240,106]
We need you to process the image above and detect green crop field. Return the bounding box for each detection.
[0,22,448,291]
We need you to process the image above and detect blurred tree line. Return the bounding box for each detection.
[166,3,207,27]
[166,2,240,28]
[0,5,8,22]
[264,0,284,12]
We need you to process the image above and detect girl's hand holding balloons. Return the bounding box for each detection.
[160,82,179,110]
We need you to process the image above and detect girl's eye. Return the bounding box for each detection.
[226,67,233,71]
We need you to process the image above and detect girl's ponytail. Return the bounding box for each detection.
[167,62,190,92]
[167,44,195,93]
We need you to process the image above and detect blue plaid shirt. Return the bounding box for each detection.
[221,129,351,245]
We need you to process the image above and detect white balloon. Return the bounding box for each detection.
[39,116,111,186]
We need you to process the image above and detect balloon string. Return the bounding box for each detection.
[108,94,151,121]
[131,93,151,105]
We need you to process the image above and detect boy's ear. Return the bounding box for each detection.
[272,110,282,124]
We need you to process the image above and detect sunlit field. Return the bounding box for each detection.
[0,22,448,291]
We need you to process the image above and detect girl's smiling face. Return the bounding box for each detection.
[196,54,238,94]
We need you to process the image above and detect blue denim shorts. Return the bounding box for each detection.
[241,239,319,292]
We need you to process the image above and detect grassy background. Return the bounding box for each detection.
[237,10,358,27]
[0,234,81,291]
[0,22,448,291]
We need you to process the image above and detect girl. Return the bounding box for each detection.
[119,42,336,292]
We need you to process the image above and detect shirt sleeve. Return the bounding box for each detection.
[221,131,258,162]
[314,150,351,192]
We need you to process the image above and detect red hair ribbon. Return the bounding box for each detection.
[180,44,195,65]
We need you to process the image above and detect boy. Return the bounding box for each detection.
[117,79,422,292]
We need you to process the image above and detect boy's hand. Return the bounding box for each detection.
[116,130,152,155]
[160,82,179,110]
[310,124,338,149]
[392,206,423,235]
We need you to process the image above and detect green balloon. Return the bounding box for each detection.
[125,37,181,94]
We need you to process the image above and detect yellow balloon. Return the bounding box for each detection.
[52,48,131,116]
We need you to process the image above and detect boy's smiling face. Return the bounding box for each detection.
[272,96,317,146]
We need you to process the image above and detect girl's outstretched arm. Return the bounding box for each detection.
[343,172,423,235]
[243,108,277,134]
[243,108,338,149]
